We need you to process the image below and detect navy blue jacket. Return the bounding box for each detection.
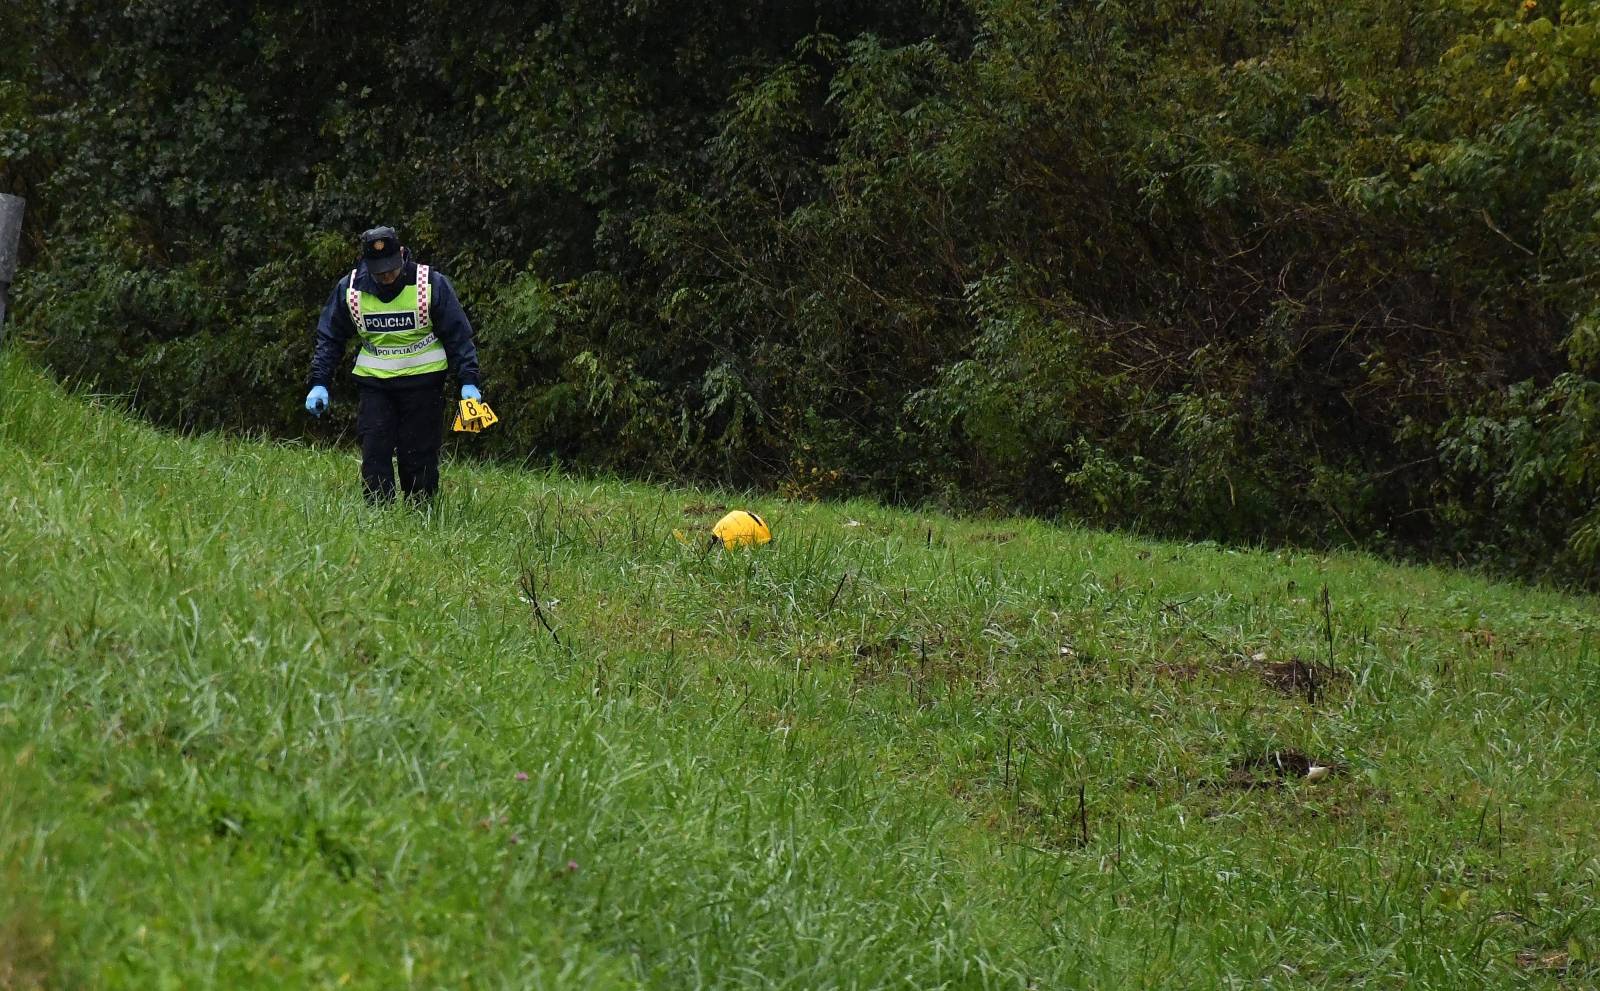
[309,259,481,391]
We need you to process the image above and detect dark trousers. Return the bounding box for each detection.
[356,385,444,503]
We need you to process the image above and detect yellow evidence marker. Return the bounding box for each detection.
[453,398,500,433]
[711,510,772,548]
[673,509,773,549]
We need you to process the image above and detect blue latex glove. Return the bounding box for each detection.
[305,385,329,416]
[461,384,482,402]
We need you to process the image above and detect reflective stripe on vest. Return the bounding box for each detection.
[348,264,447,378]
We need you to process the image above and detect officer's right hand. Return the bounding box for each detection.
[305,385,329,417]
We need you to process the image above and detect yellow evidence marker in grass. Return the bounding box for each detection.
[674,509,773,549]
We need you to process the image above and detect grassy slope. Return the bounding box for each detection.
[1,351,1596,990]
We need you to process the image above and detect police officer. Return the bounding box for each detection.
[305,226,483,503]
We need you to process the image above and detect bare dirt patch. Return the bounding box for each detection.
[0,905,55,991]
[681,503,727,517]
[1153,661,1202,682]
[1260,658,1348,697]
[1515,949,1572,973]
[968,531,1018,544]
[1202,749,1337,791]
[854,638,904,663]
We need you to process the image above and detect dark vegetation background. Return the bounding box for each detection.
[3,0,1598,584]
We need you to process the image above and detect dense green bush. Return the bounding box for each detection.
[3,0,1598,583]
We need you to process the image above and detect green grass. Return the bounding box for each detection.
[1,350,1597,989]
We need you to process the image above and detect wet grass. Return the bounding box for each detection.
[1,352,1597,988]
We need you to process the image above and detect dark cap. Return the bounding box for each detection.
[360,226,403,274]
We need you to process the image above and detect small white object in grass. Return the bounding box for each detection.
[1251,651,1269,663]
[1305,765,1331,782]
[844,519,863,527]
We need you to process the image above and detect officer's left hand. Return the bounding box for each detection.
[461,384,482,402]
